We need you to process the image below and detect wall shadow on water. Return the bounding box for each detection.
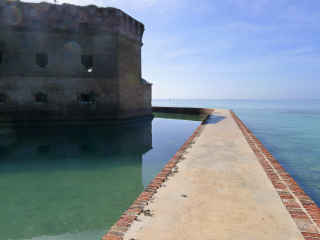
[152,112,206,122]
[0,118,152,240]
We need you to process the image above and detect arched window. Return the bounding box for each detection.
[81,54,93,72]
[35,53,48,68]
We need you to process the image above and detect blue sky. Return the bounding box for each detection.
[23,0,320,99]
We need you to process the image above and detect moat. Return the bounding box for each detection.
[0,113,204,240]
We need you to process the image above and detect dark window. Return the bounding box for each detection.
[35,53,48,68]
[80,93,92,103]
[0,94,5,103]
[78,23,89,31]
[35,93,47,103]
[0,52,2,64]
[81,54,93,72]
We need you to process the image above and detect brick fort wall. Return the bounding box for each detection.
[0,1,152,122]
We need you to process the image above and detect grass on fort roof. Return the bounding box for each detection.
[86,4,98,8]
[0,0,118,9]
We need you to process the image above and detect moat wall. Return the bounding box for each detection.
[0,1,152,122]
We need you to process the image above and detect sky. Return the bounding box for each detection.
[22,0,320,99]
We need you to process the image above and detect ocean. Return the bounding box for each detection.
[152,99,320,207]
[0,114,203,240]
[0,99,319,239]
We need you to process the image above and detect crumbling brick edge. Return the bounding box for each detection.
[102,108,215,240]
[230,110,320,240]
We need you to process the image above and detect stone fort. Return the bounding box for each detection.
[0,1,152,122]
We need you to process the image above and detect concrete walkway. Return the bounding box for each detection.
[123,109,304,240]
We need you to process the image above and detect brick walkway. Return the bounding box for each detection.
[103,108,320,240]
[230,110,320,239]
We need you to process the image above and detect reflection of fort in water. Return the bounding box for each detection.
[0,119,152,161]
[0,118,152,240]
[0,1,154,238]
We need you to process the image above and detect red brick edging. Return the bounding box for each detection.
[230,110,320,240]
[102,109,215,240]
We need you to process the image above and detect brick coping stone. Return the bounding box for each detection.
[102,108,320,240]
[102,108,214,240]
[230,110,320,240]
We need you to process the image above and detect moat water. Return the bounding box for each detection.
[2,99,319,240]
[154,99,320,208]
[0,114,204,240]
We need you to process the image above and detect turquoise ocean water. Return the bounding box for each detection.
[0,115,203,240]
[1,99,319,240]
[153,99,320,206]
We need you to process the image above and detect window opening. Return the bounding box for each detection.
[0,52,2,64]
[35,53,48,68]
[0,94,5,104]
[80,93,93,103]
[35,93,47,103]
[81,54,93,72]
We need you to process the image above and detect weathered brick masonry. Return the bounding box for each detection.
[230,110,320,240]
[0,1,152,122]
[103,108,320,240]
[102,108,214,240]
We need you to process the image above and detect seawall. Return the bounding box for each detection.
[103,107,320,240]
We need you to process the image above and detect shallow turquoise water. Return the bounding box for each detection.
[153,99,320,206]
[0,116,202,240]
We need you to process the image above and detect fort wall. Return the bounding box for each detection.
[0,1,152,122]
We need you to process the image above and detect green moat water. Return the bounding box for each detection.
[0,114,204,240]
